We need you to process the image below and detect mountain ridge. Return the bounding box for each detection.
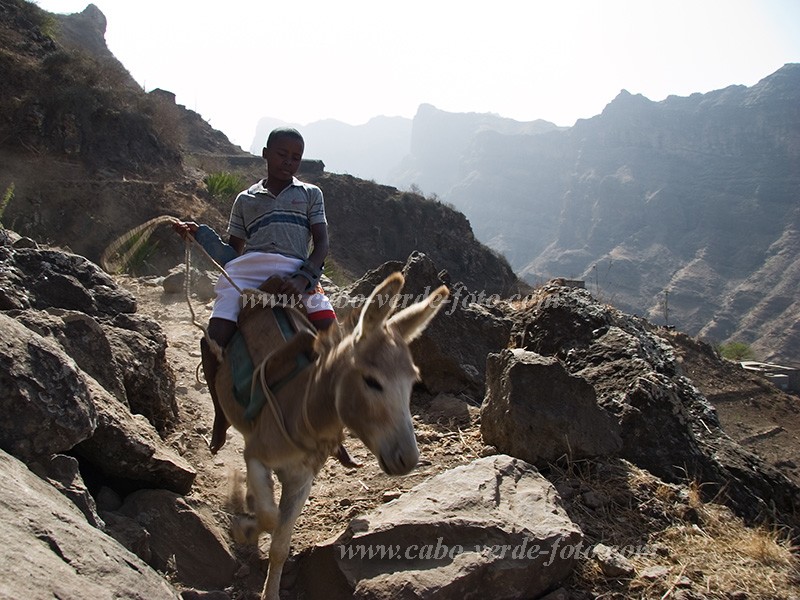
[253,65,800,362]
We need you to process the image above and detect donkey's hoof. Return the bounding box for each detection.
[208,424,228,454]
[232,516,261,545]
[335,443,363,468]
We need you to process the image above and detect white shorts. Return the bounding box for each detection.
[210,252,335,324]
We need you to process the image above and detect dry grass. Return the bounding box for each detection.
[640,504,799,598]
[546,458,800,599]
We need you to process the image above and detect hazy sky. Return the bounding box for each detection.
[34,1,800,151]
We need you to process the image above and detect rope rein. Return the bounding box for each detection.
[102,217,318,447]
[252,355,317,452]
[101,214,242,339]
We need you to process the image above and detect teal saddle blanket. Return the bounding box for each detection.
[226,306,313,421]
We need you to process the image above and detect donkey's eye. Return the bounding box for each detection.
[363,375,384,392]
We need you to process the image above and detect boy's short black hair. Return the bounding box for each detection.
[266,127,304,148]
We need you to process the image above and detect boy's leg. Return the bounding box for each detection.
[203,317,238,454]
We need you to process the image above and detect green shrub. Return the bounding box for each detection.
[718,341,756,361]
[16,1,56,38]
[204,172,243,202]
[114,230,160,275]
[0,183,14,227]
[322,258,352,287]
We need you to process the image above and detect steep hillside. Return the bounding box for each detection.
[0,1,517,294]
[391,69,800,362]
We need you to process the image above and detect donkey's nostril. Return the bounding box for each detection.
[380,444,419,476]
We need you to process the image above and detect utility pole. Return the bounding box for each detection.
[663,290,670,327]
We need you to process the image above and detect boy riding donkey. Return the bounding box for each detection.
[174,127,358,467]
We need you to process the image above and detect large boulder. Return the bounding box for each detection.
[506,283,800,525]
[0,246,137,315]
[481,349,622,464]
[11,308,180,432]
[103,312,178,433]
[333,252,512,397]
[10,308,128,404]
[0,313,97,462]
[75,377,195,495]
[0,310,194,496]
[0,449,180,600]
[1,244,178,433]
[295,455,582,599]
[116,489,236,590]
[1,242,193,497]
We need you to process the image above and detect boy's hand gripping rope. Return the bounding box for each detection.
[101,215,244,358]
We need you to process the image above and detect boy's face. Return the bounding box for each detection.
[262,136,304,182]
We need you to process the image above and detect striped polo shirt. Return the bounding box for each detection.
[226,178,327,260]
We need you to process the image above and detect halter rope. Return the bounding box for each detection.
[252,354,317,452]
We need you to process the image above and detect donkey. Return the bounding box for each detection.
[213,272,449,600]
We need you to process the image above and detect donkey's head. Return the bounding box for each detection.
[334,273,448,475]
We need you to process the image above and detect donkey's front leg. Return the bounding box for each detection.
[260,467,314,600]
[233,455,279,544]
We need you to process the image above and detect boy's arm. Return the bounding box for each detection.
[307,223,329,270]
[187,224,241,265]
[284,223,329,294]
[229,235,245,255]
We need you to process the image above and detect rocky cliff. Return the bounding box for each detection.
[0,1,518,295]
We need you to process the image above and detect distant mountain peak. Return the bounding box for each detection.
[602,89,653,114]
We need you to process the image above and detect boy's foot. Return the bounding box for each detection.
[334,443,362,468]
[209,414,230,454]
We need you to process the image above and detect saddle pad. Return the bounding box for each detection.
[226,307,317,422]
[227,329,266,421]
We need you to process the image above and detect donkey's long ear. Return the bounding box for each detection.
[387,285,449,343]
[355,272,405,340]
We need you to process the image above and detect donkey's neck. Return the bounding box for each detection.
[283,343,347,451]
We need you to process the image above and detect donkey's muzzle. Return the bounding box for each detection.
[378,440,419,475]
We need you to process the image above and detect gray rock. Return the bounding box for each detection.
[12,235,38,249]
[103,312,178,433]
[96,485,123,511]
[296,454,582,599]
[29,453,104,528]
[510,284,800,525]
[4,247,136,315]
[0,313,97,462]
[101,510,152,563]
[163,264,218,301]
[11,308,128,404]
[333,253,512,397]
[0,227,21,246]
[118,489,236,590]
[0,449,179,600]
[74,377,196,494]
[592,543,635,577]
[481,349,623,465]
